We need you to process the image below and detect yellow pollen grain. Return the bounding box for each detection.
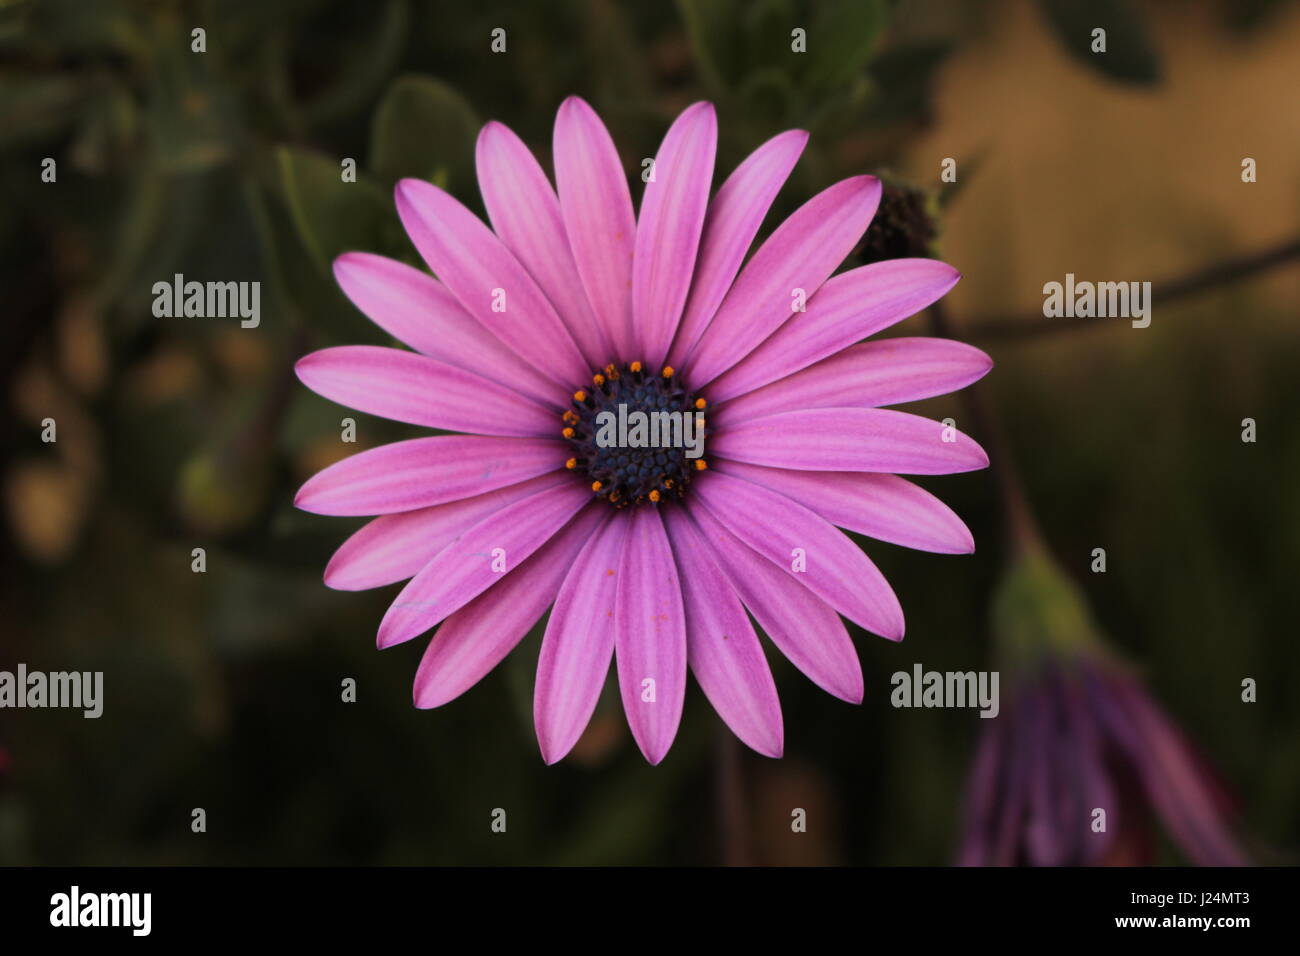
[573,390,587,402]
[694,459,708,471]
[661,366,674,378]
[562,410,578,424]
[629,361,642,373]
[565,458,577,470]
[591,480,603,492]
[593,374,605,387]
[694,397,706,409]
[648,490,661,503]
[562,427,575,439]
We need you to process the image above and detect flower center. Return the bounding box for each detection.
[562,362,708,508]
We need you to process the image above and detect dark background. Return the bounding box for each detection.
[1,0,1297,865]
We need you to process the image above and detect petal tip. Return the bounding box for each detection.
[321,554,363,592]
[557,94,593,118]
[853,173,883,196]
[393,176,431,209]
[376,614,403,649]
[291,353,314,383]
[538,740,566,766]
[331,251,362,277]
[684,100,716,121]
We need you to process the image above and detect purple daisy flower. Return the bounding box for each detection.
[294,97,991,764]
[958,653,1248,866]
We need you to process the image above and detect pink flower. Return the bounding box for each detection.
[958,654,1248,866]
[295,97,990,764]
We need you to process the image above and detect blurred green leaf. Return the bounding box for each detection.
[740,0,795,78]
[736,67,798,127]
[863,39,953,126]
[277,146,392,274]
[69,83,139,174]
[369,75,479,190]
[676,0,743,92]
[0,0,145,58]
[1037,0,1161,86]
[799,0,887,93]
[145,22,241,173]
[300,0,410,128]
[991,548,1104,670]
[584,0,654,108]
[0,75,88,148]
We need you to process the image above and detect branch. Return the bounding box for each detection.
[965,236,1300,342]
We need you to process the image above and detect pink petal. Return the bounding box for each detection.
[663,507,783,757]
[685,500,862,702]
[294,436,566,516]
[1095,671,1248,866]
[553,96,637,361]
[412,504,607,710]
[685,175,882,386]
[633,101,717,368]
[324,474,564,590]
[394,178,588,386]
[331,252,561,408]
[717,462,975,554]
[714,338,992,424]
[711,407,989,475]
[613,506,686,764]
[476,121,613,369]
[377,479,590,648]
[694,470,905,640]
[534,516,628,764]
[667,129,809,369]
[295,346,556,437]
[707,258,960,403]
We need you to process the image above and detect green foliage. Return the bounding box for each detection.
[277,146,394,272]
[369,75,479,190]
[1,0,1292,870]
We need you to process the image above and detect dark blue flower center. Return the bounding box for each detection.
[562,362,708,508]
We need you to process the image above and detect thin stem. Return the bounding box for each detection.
[929,301,1042,558]
[715,724,752,866]
[966,236,1300,342]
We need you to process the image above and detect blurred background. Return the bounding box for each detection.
[1,0,1297,865]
